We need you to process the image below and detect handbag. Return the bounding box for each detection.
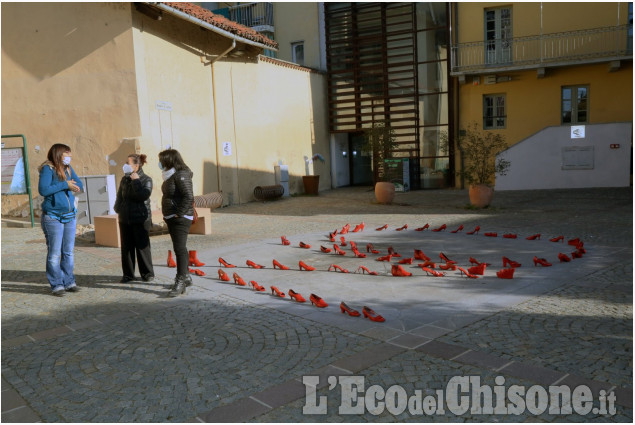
[192,201,198,224]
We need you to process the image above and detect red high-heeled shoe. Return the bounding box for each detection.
[503,233,517,239]
[167,250,177,268]
[218,269,231,281]
[439,263,457,271]
[571,250,584,259]
[502,256,521,268]
[439,252,453,263]
[233,272,247,286]
[246,260,265,269]
[356,266,378,275]
[352,249,367,258]
[299,261,316,271]
[288,289,306,302]
[320,245,332,253]
[558,253,571,262]
[273,259,290,270]
[432,224,447,232]
[550,235,564,242]
[352,222,365,233]
[376,254,393,262]
[533,256,552,267]
[309,293,328,308]
[469,257,480,265]
[366,243,375,253]
[281,236,291,246]
[340,302,361,317]
[450,225,464,233]
[328,264,349,273]
[396,224,408,231]
[468,263,487,275]
[349,241,358,250]
[387,246,401,257]
[362,306,385,322]
[340,224,350,234]
[484,232,498,237]
[398,257,413,265]
[219,257,236,268]
[376,224,388,231]
[567,238,581,246]
[189,251,205,267]
[189,268,206,276]
[391,264,412,277]
[299,242,311,249]
[340,236,347,246]
[420,260,436,268]
[271,286,285,297]
[250,280,265,291]
[421,266,445,277]
[526,234,541,240]
[496,268,515,279]
[457,267,478,279]
[329,233,336,242]
[576,245,586,254]
[414,249,430,261]
[466,226,480,235]
[415,224,430,231]
[333,245,346,255]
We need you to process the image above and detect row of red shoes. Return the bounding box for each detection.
[216,269,384,321]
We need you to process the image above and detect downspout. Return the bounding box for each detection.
[211,40,236,194]
[451,3,465,189]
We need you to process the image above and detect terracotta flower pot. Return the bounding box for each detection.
[302,175,320,195]
[469,184,494,208]
[375,182,395,204]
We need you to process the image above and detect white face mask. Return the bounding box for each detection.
[62,156,71,166]
[122,164,133,174]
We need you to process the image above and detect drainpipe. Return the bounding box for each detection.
[211,40,236,194]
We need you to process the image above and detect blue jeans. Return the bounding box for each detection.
[41,213,77,291]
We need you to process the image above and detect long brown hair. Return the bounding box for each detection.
[158,149,188,171]
[47,143,71,181]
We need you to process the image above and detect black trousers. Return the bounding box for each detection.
[119,221,154,279]
[166,217,192,277]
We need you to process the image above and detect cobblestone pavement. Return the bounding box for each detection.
[2,187,632,422]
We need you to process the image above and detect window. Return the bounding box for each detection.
[483,94,506,129]
[562,86,589,124]
[291,41,304,66]
[484,7,512,64]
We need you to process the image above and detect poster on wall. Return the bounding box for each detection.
[1,147,27,194]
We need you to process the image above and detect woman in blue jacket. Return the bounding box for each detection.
[38,143,83,296]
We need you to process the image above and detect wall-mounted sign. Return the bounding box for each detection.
[1,147,26,194]
[570,125,585,139]
[155,100,173,111]
[222,142,232,156]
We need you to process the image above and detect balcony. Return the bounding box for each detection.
[451,25,632,76]
[227,2,274,34]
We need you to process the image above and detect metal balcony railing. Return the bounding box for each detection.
[228,2,274,32]
[451,24,633,74]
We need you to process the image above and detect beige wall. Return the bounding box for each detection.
[457,2,630,43]
[273,2,322,69]
[1,2,140,202]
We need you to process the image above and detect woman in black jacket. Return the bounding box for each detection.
[158,149,194,297]
[114,154,154,283]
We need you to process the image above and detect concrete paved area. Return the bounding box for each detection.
[1,187,632,422]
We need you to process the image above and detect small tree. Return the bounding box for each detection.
[453,122,511,186]
[361,120,398,182]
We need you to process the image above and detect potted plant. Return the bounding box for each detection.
[362,120,398,204]
[302,153,325,195]
[451,122,511,208]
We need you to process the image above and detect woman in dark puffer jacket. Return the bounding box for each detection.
[158,149,194,297]
[114,153,154,283]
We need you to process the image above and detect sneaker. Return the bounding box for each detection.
[65,284,80,292]
[120,276,135,283]
[52,286,66,296]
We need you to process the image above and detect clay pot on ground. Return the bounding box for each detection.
[302,175,320,195]
[469,184,494,208]
[375,182,396,204]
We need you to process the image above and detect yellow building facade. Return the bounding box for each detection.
[451,2,633,189]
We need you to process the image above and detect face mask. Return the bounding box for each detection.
[122,164,133,174]
[158,162,164,170]
[62,156,71,166]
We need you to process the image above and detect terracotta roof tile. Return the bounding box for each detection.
[159,2,278,49]
[258,55,322,74]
